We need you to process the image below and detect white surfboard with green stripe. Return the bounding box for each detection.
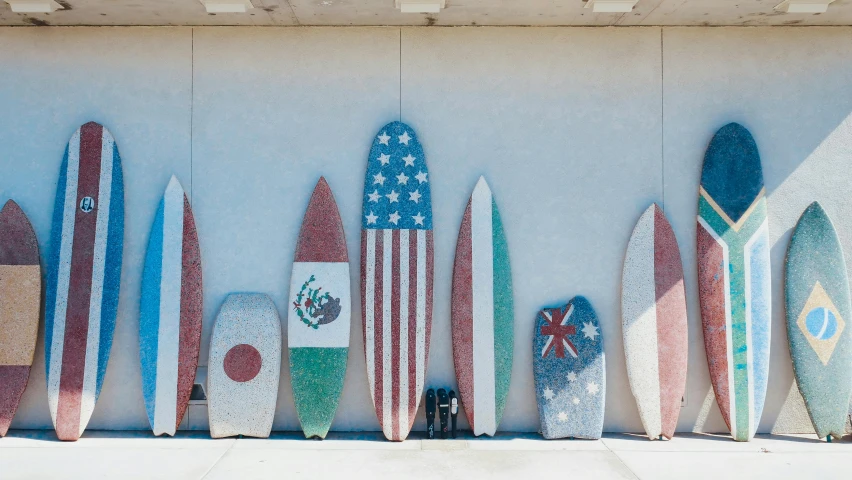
[451,176,514,436]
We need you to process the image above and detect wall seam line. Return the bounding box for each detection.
[399,28,402,122]
[660,27,665,211]
[191,27,195,204]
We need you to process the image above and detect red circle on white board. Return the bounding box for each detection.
[223,344,262,382]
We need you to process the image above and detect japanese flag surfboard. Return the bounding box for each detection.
[622,203,688,440]
[208,293,281,438]
[361,121,433,441]
[45,122,124,441]
[288,177,350,439]
[0,200,41,437]
[451,176,514,437]
[785,202,852,440]
[533,296,605,440]
[139,176,203,436]
[697,123,770,442]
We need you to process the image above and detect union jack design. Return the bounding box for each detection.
[541,304,578,359]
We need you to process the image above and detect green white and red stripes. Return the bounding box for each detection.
[452,177,513,437]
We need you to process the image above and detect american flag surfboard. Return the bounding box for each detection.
[45,122,124,441]
[361,121,433,441]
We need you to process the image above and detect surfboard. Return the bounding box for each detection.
[451,176,513,437]
[697,122,770,442]
[45,121,124,441]
[785,202,852,440]
[361,121,433,441]
[289,177,350,439]
[208,293,281,438]
[622,203,688,440]
[0,200,41,437]
[139,176,203,437]
[533,296,605,440]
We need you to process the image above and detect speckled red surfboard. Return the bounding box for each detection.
[0,200,41,437]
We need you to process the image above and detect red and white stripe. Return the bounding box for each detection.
[47,123,116,441]
[362,228,433,441]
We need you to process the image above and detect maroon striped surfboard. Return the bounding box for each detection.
[45,122,124,441]
[0,200,41,437]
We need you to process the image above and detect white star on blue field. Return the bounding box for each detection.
[362,122,433,230]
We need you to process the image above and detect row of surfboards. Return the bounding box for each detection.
[0,121,848,443]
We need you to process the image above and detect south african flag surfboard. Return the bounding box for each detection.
[697,123,771,442]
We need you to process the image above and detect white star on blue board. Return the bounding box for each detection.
[362,122,432,230]
[587,382,599,395]
[365,211,378,224]
[582,322,599,340]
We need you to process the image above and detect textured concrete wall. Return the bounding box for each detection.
[0,26,850,434]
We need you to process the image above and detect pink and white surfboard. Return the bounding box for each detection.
[621,203,688,440]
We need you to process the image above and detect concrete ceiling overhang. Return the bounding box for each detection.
[1,0,851,26]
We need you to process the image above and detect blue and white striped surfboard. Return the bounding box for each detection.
[140,176,203,436]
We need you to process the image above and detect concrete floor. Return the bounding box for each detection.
[1,430,849,479]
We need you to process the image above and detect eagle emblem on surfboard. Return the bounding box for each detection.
[293,275,342,329]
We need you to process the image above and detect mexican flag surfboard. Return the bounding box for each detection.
[288,177,350,439]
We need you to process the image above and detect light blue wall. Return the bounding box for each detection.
[1,26,850,434]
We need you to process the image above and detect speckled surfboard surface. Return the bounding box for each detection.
[208,293,281,438]
[785,202,852,440]
[0,200,41,437]
[622,204,688,440]
[289,177,350,439]
[140,176,203,437]
[361,121,433,441]
[533,296,605,440]
[45,122,124,441]
[451,176,513,437]
[697,122,770,442]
